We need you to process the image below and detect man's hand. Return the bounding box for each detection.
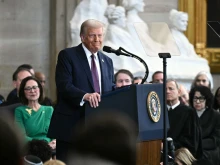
[84,93,101,108]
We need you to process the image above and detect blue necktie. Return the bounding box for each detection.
[91,54,100,93]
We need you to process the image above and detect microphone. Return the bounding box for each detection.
[102,45,149,84]
[103,46,126,56]
[167,137,175,159]
[103,46,116,53]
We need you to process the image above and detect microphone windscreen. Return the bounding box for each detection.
[103,46,112,53]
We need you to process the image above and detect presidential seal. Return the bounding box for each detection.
[147,91,161,122]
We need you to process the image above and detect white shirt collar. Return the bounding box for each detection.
[82,43,98,59]
[167,101,180,110]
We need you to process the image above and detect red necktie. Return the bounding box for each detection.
[91,54,100,93]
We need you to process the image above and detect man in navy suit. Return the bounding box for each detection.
[48,19,115,161]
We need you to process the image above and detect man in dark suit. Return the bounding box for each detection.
[47,19,115,162]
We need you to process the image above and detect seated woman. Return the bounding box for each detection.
[190,71,213,90]
[189,86,220,164]
[15,76,55,149]
[175,147,196,165]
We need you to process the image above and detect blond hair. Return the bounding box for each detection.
[175,148,196,165]
[43,160,66,165]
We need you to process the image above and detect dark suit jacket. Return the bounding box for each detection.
[48,44,114,142]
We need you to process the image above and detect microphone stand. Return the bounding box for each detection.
[159,53,171,165]
[114,47,149,84]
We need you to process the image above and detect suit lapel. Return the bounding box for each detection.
[76,44,94,91]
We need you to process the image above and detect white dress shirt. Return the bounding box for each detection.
[167,101,180,110]
[82,44,102,92]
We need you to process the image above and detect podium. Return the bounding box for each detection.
[85,84,168,165]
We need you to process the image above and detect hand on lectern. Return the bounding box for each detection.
[84,93,101,108]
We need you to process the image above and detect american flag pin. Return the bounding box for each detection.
[102,59,104,62]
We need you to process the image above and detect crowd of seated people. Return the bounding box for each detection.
[1,62,220,165]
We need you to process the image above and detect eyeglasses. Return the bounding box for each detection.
[24,86,39,92]
[193,96,205,102]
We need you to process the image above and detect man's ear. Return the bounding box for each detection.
[80,35,85,42]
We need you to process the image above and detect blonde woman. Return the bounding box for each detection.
[44,160,66,165]
[175,148,196,165]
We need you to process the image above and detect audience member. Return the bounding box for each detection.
[114,69,133,87]
[0,114,24,165]
[174,148,196,165]
[2,67,33,106]
[133,76,143,84]
[14,76,55,148]
[189,86,220,164]
[24,155,43,165]
[35,72,46,87]
[179,84,189,106]
[152,71,163,83]
[67,111,138,165]
[35,71,53,106]
[191,71,213,89]
[7,64,34,103]
[166,79,202,158]
[44,160,66,165]
[213,87,220,112]
[18,64,35,75]
[26,140,52,163]
[47,19,114,162]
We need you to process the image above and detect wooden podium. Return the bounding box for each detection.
[85,84,167,165]
[137,140,162,165]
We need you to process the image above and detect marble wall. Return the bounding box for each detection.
[0,0,50,98]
